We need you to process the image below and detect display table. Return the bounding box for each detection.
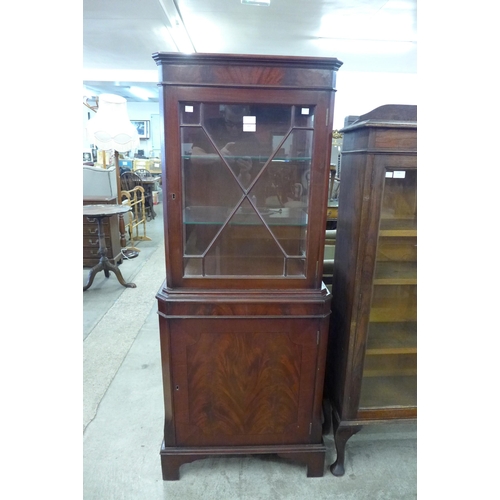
[84,196,123,267]
[83,204,136,291]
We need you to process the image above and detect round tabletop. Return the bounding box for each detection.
[83,204,132,217]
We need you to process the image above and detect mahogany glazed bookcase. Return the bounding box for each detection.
[323,104,417,476]
[152,52,342,480]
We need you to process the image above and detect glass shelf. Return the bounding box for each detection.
[184,206,308,226]
[183,155,312,162]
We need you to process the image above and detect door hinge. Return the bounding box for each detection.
[317,330,320,345]
[309,422,313,434]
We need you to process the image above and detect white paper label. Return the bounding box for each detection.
[385,172,393,178]
[301,108,310,115]
[185,105,194,113]
[243,115,256,132]
[393,171,406,178]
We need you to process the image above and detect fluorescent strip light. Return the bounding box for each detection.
[241,0,270,6]
[129,86,154,100]
[167,25,195,54]
[158,0,195,53]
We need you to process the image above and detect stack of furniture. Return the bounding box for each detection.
[83,165,122,267]
[152,52,342,480]
[133,158,152,173]
[323,104,417,476]
[148,158,161,174]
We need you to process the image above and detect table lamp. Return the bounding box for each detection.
[86,93,139,254]
[86,93,139,203]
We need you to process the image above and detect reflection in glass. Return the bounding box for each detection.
[180,102,315,278]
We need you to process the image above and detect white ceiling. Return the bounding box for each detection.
[83,0,417,102]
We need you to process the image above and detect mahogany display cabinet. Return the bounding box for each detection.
[323,104,417,476]
[152,52,342,480]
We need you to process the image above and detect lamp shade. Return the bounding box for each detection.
[86,94,139,152]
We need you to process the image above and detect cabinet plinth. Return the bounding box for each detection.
[153,52,342,479]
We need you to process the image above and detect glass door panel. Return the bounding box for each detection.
[206,198,286,276]
[359,168,417,409]
[180,102,314,279]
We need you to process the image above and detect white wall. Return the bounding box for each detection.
[126,101,161,156]
[333,71,418,130]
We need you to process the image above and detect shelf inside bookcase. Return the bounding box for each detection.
[379,218,417,237]
[369,294,417,323]
[366,322,417,354]
[359,375,417,409]
[374,261,417,285]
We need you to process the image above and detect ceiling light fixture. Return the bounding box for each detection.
[241,0,271,6]
[128,86,154,100]
[158,0,195,53]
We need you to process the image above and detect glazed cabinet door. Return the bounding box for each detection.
[166,317,324,447]
[358,165,417,412]
[162,88,332,290]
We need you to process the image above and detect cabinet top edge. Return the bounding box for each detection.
[341,121,417,133]
[152,52,343,71]
[340,104,417,132]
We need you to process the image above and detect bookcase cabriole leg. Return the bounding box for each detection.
[330,425,362,477]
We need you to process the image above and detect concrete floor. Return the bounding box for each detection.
[83,202,417,499]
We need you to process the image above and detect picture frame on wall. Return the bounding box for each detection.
[83,149,93,162]
[131,120,150,139]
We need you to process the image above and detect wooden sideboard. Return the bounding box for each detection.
[83,196,122,267]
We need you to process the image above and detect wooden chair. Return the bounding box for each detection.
[134,168,154,179]
[120,171,142,192]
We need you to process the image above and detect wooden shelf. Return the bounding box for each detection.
[363,368,417,377]
[374,261,417,285]
[359,375,417,409]
[369,298,417,322]
[366,322,417,355]
[376,236,417,262]
[379,218,417,237]
[363,351,416,376]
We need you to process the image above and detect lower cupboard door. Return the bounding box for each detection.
[169,317,321,447]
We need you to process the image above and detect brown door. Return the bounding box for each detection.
[169,317,321,447]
